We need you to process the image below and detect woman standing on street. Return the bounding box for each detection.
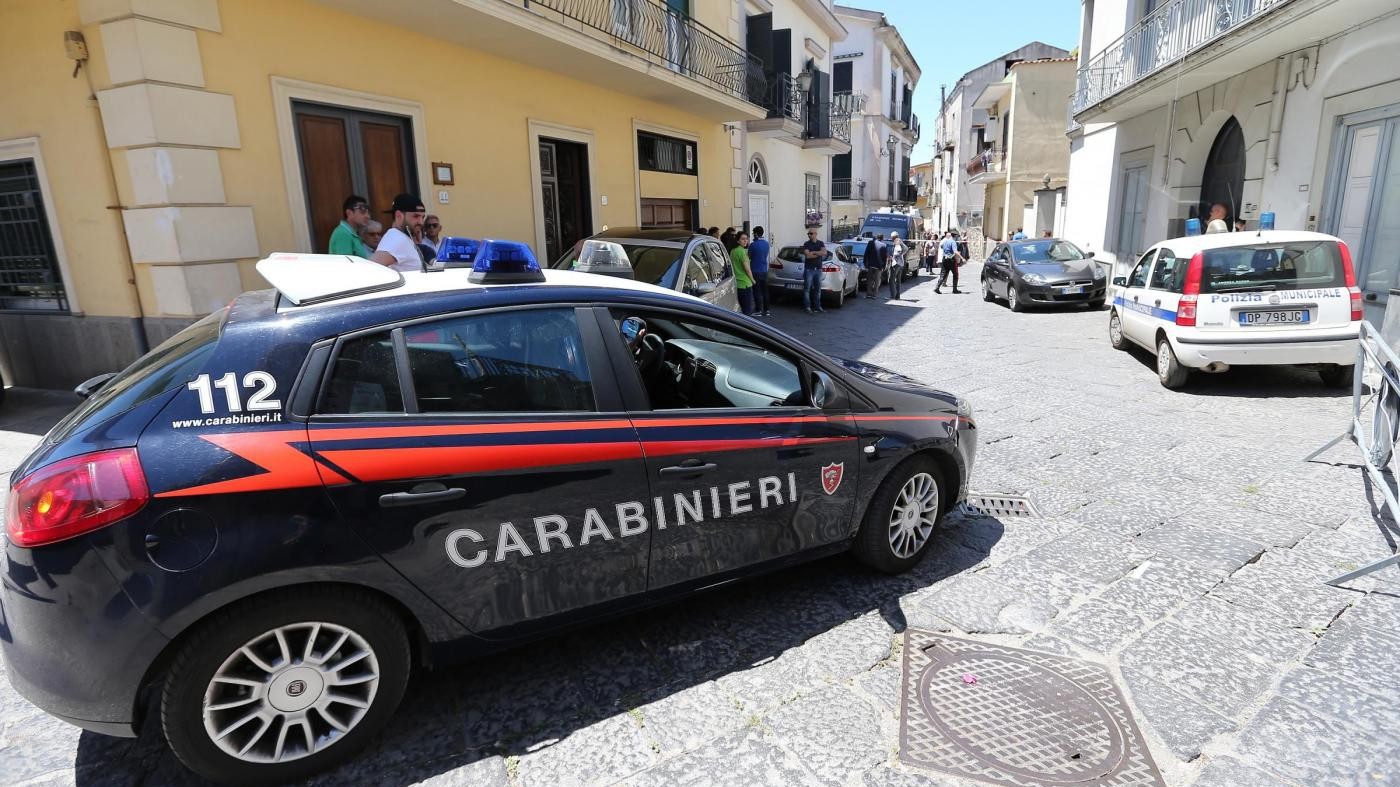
[731,231,755,315]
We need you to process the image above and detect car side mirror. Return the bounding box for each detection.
[1112,276,1127,287]
[75,372,117,399]
[1085,251,1096,258]
[694,281,718,295]
[810,369,835,409]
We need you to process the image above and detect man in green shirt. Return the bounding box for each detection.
[327,194,372,257]
[730,230,755,315]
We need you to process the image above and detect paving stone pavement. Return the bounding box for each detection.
[1,265,1398,787]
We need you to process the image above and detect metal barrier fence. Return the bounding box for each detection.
[1306,319,1400,585]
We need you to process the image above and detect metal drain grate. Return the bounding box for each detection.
[900,631,1164,787]
[961,493,1039,519]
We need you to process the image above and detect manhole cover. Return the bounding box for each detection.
[962,493,1039,519]
[900,632,1164,787]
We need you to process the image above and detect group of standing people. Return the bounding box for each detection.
[327,192,445,272]
[856,229,968,300]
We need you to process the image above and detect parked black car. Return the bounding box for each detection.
[981,239,1107,311]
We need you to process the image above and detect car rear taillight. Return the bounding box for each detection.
[6,448,149,548]
[1339,241,1362,321]
[770,260,784,269]
[822,263,839,273]
[1176,251,1204,327]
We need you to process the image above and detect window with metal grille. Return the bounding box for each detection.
[638,132,696,175]
[805,174,821,211]
[0,160,68,312]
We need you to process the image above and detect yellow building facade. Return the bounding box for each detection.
[0,0,766,387]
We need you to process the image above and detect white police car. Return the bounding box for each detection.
[1107,231,1361,388]
[2,237,976,784]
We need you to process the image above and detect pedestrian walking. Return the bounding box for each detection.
[888,232,905,300]
[327,194,371,257]
[801,229,826,314]
[731,231,755,315]
[371,193,428,272]
[863,233,886,299]
[935,231,963,294]
[749,226,772,316]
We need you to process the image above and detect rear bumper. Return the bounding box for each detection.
[1172,330,1359,368]
[766,270,845,292]
[1,538,164,737]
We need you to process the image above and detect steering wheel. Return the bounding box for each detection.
[636,332,666,376]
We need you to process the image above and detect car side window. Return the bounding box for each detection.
[1127,252,1153,288]
[320,331,404,414]
[1149,251,1184,292]
[682,247,715,296]
[613,310,804,410]
[703,242,730,280]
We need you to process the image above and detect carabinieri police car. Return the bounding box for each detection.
[2,238,976,785]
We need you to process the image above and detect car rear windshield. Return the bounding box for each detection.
[45,310,224,444]
[861,215,909,232]
[1199,241,1345,293]
[554,242,683,289]
[1013,241,1085,263]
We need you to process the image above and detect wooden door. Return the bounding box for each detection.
[640,198,692,229]
[293,102,416,252]
[296,114,354,255]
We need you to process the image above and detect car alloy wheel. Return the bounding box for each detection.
[1109,311,1128,350]
[1156,337,1189,389]
[888,472,939,559]
[1008,285,1024,312]
[202,622,380,764]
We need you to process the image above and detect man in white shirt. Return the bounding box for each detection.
[372,193,428,272]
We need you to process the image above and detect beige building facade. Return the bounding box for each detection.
[0,0,769,388]
[969,59,1075,242]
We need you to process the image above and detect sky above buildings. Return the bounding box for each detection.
[865,0,1082,163]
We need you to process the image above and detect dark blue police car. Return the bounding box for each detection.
[2,239,976,785]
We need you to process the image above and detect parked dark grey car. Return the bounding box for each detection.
[552,228,740,311]
[981,239,1107,312]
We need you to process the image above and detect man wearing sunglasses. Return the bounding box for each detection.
[421,214,443,255]
[327,194,372,257]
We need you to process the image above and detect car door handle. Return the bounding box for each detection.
[379,482,467,508]
[658,460,718,477]
[1154,299,1161,306]
[1133,295,1140,302]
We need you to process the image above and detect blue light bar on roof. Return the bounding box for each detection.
[468,239,545,284]
[437,236,480,266]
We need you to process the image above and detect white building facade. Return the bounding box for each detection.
[829,5,921,237]
[1067,0,1400,322]
[740,0,851,250]
[931,42,1070,233]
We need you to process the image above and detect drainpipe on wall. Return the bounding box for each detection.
[80,59,149,356]
[1266,54,1292,174]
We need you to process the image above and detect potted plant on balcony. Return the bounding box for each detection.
[804,209,823,227]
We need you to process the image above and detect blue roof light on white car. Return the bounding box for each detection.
[468,239,545,284]
[436,236,481,268]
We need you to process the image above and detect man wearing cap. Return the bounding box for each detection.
[327,195,371,257]
[372,193,428,272]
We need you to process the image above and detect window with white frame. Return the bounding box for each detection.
[748,155,766,185]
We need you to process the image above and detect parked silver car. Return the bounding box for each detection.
[551,228,740,311]
[766,242,861,307]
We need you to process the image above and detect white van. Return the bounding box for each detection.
[1107,231,1361,389]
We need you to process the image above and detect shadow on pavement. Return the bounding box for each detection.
[1121,346,1353,398]
[71,514,1005,786]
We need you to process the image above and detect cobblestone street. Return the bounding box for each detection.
[2,263,1397,787]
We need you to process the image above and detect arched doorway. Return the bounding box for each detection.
[1199,118,1245,223]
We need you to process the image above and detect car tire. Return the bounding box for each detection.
[1319,364,1355,389]
[832,286,846,308]
[1156,337,1190,389]
[851,455,946,574]
[1108,311,1129,350]
[1008,284,1025,312]
[981,276,995,302]
[161,587,411,786]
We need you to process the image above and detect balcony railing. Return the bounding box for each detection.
[512,0,764,105]
[907,113,921,143]
[763,73,804,122]
[966,147,1004,176]
[1073,0,1293,115]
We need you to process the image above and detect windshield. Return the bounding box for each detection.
[1013,241,1086,264]
[1199,241,1345,293]
[553,242,684,289]
[46,310,224,444]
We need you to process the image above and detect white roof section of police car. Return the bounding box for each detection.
[1149,231,1342,255]
[257,252,700,311]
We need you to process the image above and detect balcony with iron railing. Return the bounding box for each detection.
[831,178,860,200]
[1069,0,1385,122]
[965,147,1005,179]
[325,0,769,122]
